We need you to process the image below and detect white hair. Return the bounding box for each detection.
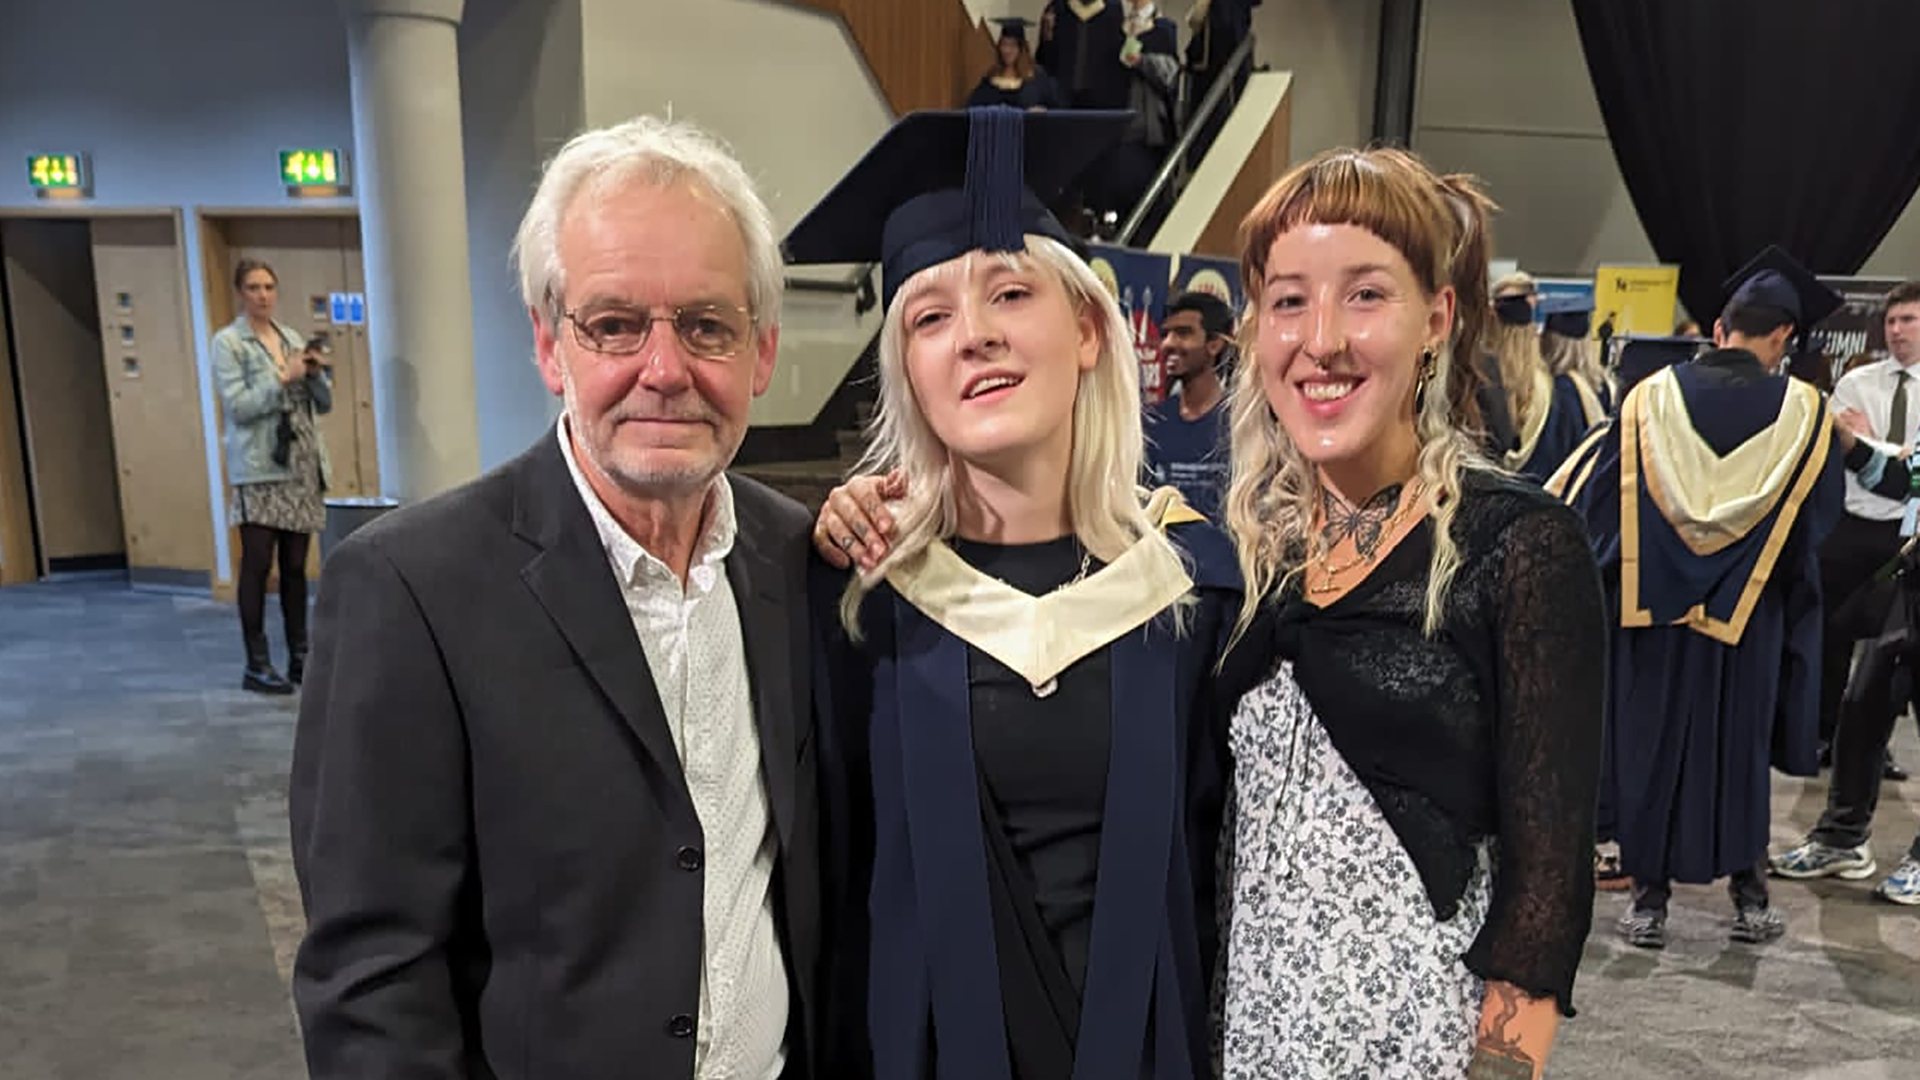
[840,235,1182,635]
[511,115,782,331]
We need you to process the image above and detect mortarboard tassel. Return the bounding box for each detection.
[965,106,1027,255]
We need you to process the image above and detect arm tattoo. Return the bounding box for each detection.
[1467,983,1538,1080]
[1320,483,1404,558]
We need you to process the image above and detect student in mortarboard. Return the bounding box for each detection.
[1539,293,1612,421]
[1554,244,1845,950]
[788,107,1239,1080]
[967,18,1069,111]
[1145,289,1234,521]
[1487,274,1600,483]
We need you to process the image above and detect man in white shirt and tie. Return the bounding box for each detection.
[1819,281,1920,777]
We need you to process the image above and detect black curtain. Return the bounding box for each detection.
[1571,0,1920,326]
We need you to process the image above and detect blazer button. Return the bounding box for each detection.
[677,845,703,872]
[668,1013,696,1039]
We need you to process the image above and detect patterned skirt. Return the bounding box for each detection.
[1217,662,1495,1079]
[230,388,327,535]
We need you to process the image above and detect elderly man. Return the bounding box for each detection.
[289,116,819,1079]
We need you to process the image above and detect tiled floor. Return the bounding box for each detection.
[1,579,1916,1078]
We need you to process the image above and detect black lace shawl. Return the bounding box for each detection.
[1219,470,1605,1015]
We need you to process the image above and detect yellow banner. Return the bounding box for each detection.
[1594,265,1681,336]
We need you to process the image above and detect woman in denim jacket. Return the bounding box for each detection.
[211,258,332,694]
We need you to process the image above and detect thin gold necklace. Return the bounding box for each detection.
[1308,480,1424,594]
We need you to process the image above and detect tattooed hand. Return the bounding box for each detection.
[1468,983,1540,1080]
[1320,483,1406,558]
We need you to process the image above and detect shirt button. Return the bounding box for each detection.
[677,845,703,872]
[667,1013,695,1039]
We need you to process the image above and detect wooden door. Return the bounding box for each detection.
[89,216,215,584]
[1,218,124,572]
[0,279,36,584]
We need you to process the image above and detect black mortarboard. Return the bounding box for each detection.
[1616,334,1701,397]
[993,16,1034,42]
[1719,245,1842,341]
[783,107,1131,310]
[1539,293,1594,339]
[1492,294,1534,327]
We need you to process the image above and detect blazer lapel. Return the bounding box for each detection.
[727,490,799,850]
[513,435,691,814]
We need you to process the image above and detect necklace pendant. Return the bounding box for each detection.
[1032,676,1060,698]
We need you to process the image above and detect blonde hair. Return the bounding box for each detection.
[1541,323,1607,399]
[1225,147,1500,640]
[839,235,1177,634]
[1489,271,1550,450]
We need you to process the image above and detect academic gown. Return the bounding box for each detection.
[813,515,1239,1080]
[1515,373,1600,484]
[1554,349,1843,884]
[1037,0,1129,109]
[966,68,1070,110]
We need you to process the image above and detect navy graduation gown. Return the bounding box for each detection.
[1517,373,1600,484]
[1558,353,1842,883]
[1037,0,1129,109]
[813,523,1238,1080]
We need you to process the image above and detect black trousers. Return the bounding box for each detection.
[1812,598,1920,862]
[1632,860,1770,914]
[237,523,311,660]
[1817,513,1904,743]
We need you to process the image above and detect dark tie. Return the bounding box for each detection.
[1893,371,1909,449]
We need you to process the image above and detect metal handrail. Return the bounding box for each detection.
[1115,30,1259,246]
[784,262,879,315]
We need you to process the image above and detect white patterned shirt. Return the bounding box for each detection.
[558,421,787,1080]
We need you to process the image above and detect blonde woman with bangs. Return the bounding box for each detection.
[791,109,1239,1080]
[1488,272,1602,481]
[1209,148,1605,1078]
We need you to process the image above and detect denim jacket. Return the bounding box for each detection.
[211,316,333,486]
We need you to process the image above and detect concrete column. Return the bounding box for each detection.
[340,0,479,500]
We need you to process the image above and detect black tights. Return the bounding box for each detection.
[238,524,311,658]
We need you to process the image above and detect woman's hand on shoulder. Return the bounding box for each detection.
[813,470,906,571]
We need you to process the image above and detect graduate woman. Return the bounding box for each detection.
[788,108,1238,1080]
[1212,148,1605,1078]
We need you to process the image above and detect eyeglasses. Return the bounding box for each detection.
[559,302,756,359]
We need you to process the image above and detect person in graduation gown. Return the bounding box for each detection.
[1539,295,1613,421]
[1487,274,1599,483]
[786,107,1239,1080]
[1552,245,1845,950]
[1036,0,1129,109]
[967,18,1069,111]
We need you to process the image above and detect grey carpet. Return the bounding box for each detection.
[0,580,1915,1078]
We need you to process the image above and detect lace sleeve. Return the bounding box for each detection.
[1462,498,1606,1016]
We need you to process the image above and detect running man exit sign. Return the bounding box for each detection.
[27,153,90,197]
[279,149,350,195]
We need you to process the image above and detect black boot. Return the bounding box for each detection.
[243,635,294,695]
[286,618,309,687]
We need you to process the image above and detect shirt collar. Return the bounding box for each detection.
[555,417,736,589]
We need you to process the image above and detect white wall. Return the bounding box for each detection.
[1250,0,1380,162]
[580,0,893,428]
[0,0,358,581]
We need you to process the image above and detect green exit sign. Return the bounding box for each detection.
[279,149,349,194]
[27,153,89,197]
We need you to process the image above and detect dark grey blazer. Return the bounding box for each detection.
[289,432,819,1080]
